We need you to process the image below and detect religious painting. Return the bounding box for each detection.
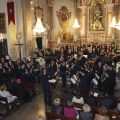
[56,6,71,30]
[89,0,105,31]
[0,13,6,33]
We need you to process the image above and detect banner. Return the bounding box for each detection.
[7,2,15,25]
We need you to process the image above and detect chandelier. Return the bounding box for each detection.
[72,18,80,29]
[110,17,120,30]
[33,17,45,35]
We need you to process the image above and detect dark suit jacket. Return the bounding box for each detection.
[85,95,98,107]
[61,93,73,101]
[40,74,52,92]
[99,97,113,109]
[80,74,91,93]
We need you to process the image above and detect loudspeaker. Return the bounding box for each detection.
[36,37,42,49]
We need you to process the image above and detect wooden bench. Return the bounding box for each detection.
[0,96,14,117]
[21,82,36,97]
[60,100,119,118]
[46,112,77,120]
[7,88,24,103]
[69,91,120,103]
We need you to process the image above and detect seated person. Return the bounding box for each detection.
[61,89,73,101]
[110,95,118,109]
[6,79,15,89]
[64,100,78,119]
[51,98,63,115]
[79,104,94,120]
[72,91,84,104]
[99,93,113,109]
[0,84,20,106]
[72,91,84,110]
[85,91,98,107]
[94,106,110,120]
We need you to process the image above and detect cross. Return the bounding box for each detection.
[15,42,24,60]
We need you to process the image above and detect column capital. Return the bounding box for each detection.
[79,6,87,14]
[47,0,54,7]
[105,3,114,13]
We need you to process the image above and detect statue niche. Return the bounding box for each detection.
[89,0,105,31]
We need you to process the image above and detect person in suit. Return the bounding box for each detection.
[102,71,112,95]
[99,93,113,109]
[69,62,77,88]
[61,89,73,101]
[40,68,53,107]
[108,65,116,95]
[59,61,66,88]
[0,63,5,80]
[19,63,25,81]
[77,52,86,68]
[4,62,12,79]
[8,59,14,77]
[95,61,103,91]
[6,79,15,89]
[85,91,98,107]
[0,57,5,66]
[79,69,91,93]
[48,60,57,77]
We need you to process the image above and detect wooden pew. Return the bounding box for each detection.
[21,82,36,97]
[60,100,119,118]
[46,112,77,120]
[70,91,120,103]
[7,88,24,103]
[0,96,14,117]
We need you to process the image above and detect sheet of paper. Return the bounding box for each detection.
[73,74,77,81]
[95,73,100,80]
[83,55,88,59]
[49,79,57,83]
[93,78,98,85]
[71,78,76,84]
[94,93,98,97]
[6,55,9,60]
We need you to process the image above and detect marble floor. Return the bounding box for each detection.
[1,77,120,120]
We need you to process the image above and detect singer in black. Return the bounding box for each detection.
[59,61,66,88]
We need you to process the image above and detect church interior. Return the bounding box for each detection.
[0,0,120,120]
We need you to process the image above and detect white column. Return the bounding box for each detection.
[106,4,114,37]
[79,6,86,37]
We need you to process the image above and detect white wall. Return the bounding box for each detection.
[0,0,11,55]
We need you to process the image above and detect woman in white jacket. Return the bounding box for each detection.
[0,84,19,105]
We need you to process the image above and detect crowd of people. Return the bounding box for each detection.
[51,97,111,120]
[0,43,120,119]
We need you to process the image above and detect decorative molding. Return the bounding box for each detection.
[55,30,73,44]
[56,6,71,30]
[34,5,44,21]
[46,0,54,6]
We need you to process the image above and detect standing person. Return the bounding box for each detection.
[40,68,53,108]
[95,61,103,91]
[59,61,66,88]
[102,71,112,95]
[108,65,116,95]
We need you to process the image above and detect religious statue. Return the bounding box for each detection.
[90,0,105,31]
